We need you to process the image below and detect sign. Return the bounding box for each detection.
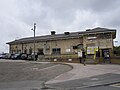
[87,37,97,39]
[66,49,71,52]
[78,51,82,57]
[87,36,97,40]
[87,46,98,54]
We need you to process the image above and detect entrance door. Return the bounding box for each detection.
[102,49,111,63]
[102,49,109,57]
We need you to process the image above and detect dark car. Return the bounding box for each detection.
[32,53,38,61]
[21,53,28,60]
[10,54,14,59]
[11,53,22,60]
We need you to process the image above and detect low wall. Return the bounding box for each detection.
[111,56,120,64]
[37,54,120,64]
[38,54,80,63]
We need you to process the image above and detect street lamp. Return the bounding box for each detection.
[31,23,36,61]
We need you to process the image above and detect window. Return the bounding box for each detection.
[77,44,83,49]
[100,33,111,39]
[38,49,44,55]
[73,44,83,49]
[52,48,61,54]
[24,49,27,54]
[18,50,21,54]
[73,46,78,49]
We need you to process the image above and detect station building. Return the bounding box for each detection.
[7,27,116,63]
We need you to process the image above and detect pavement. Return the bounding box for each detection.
[46,73,120,90]
[46,63,120,84]
[45,63,120,90]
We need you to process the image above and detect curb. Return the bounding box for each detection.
[60,63,74,70]
[73,80,120,89]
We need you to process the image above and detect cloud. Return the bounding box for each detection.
[0,0,120,52]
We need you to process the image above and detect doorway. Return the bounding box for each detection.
[102,49,111,63]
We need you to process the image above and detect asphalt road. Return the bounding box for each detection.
[0,60,72,90]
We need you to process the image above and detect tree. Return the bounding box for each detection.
[113,46,120,56]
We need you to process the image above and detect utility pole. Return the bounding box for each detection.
[31,23,36,61]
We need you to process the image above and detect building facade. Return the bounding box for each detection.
[7,27,116,63]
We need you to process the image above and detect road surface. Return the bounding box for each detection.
[0,59,72,90]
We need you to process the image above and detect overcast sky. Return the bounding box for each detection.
[0,0,120,53]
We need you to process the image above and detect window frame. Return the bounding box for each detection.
[52,48,61,54]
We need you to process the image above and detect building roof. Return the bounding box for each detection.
[7,27,116,44]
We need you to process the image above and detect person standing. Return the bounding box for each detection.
[106,52,111,63]
[82,51,86,66]
[78,50,82,63]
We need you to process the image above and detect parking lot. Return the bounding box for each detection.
[0,59,72,90]
[0,59,72,82]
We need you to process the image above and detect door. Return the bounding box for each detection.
[102,49,111,63]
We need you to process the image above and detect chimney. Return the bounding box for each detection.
[86,29,91,31]
[64,32,70,35]
[51,31,56,35]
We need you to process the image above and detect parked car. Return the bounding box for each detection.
[4,53,11,59]
[0,53,8,59]
[27,53,38,61]
[27,54,32,61]
[21,53,28,60]
[11,53,22,60]
[0,54,4,59]
[10,54,15,59]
